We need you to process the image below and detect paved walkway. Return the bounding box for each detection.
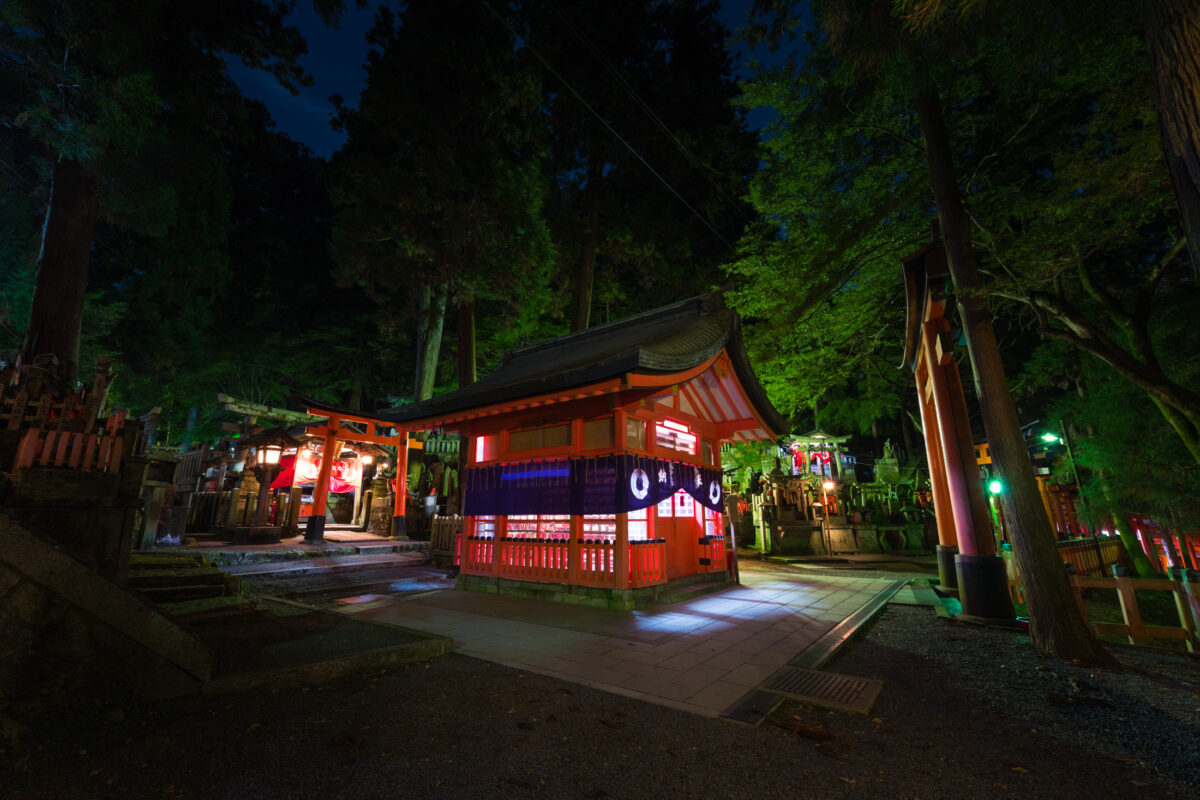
[335,565,901,718]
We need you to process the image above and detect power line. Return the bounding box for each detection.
[479,0,735,250]
[541,0,753,224]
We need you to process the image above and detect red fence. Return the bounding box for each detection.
[462,537,671,589]
[499,539,570,582]
[578,540,616,587]
[630,539,667,585]
[464,537,495,574]
[12,408,129,474]
[700,535,727,573]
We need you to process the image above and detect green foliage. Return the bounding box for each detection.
[733,0,1198,476]
[1048,353,1200,530]
[727,38,928,433]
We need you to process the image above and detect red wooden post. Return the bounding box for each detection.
[568,515,582,586]
[921,318,993,557]
[392,433,408,538]
[307,417,339,541]
[614,512,630,590]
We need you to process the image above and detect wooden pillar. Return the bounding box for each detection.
[917,358,959,591]
[921,318,994,557]
[614,512,630,590]
[491,515,506,577]
[392,433,408,538]
[306,418,338,541]
[917,360,956,549]
[568,515,582,586]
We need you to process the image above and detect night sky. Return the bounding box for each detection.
[228,1,795,158]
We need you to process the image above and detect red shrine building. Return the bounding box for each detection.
[346,294,787,608]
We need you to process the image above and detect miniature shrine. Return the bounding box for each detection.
[311,294,788,608]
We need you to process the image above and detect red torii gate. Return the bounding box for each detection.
[299,402,412,541]
[902,240,1015,622]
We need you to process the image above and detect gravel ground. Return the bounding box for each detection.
[4,567,1198,799]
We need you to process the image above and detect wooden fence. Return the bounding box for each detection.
[1,360,111,434]
[13,411,127,473]
[1059,536,1128,577]
[430,515,462,565]
[1069,575,1200,652]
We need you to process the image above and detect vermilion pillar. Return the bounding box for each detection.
[921,318,995,557]
[916,358,958,591]
[306,418,339,542]
[392,433,408,538]
[918,315,1011,622]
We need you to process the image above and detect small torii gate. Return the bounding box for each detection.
[902,240,1014,622]
[297,399,415,541]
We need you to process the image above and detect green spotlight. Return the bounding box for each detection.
[1041,432,1060,443]
[988,479,1003,495]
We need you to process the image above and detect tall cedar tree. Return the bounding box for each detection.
[328,0,554,402]
[1,0,327,391]
[523,0,756,330]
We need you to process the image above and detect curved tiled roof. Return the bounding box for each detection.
[375,293,787,437]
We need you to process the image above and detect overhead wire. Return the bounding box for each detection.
[540,0,753,224]
[479,0,736,250]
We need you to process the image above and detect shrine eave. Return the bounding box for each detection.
[378,294,788,438]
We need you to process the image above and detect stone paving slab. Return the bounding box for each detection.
[335,568,898,718]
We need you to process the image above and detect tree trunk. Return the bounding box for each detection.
[415,283,447,402]
[457,294,476,387]
[1140,0,1200,272]
[913,88,1115,665]
[21,158,100,391]
[571,158,603,332]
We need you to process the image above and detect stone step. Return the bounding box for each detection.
[137,583,229,603]
[129,554,210,570]
[157,595,253,619]
[221,552,427,578]
[127,568,229,589]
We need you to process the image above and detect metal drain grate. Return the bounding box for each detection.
[763,667,883,715]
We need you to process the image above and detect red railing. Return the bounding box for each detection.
[14,426,125,473]
[577,540,615,587]
[499,538,570,582]
[629,539,667,585]
[463,537,495,573]
[460,537,670,590]
[700,535,727,572]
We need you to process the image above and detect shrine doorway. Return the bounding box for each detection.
[658,489,702,579]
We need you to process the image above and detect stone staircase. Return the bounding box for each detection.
[127,553,240,605]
